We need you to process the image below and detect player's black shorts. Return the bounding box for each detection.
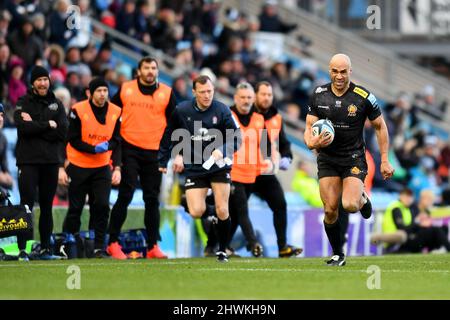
[317,156,367,182]
[184,170,231,190]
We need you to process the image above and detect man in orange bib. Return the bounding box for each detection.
[62,78,122,258]
[253,81,303,258]
[107,57,176,259]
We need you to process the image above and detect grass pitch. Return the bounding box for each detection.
[1,254,449,300]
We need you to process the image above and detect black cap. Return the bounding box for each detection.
[89,77,109,95]
[30,65,50,85]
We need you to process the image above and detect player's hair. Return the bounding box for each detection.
[236,82,254,92]
[138,56,159,69]
[255,81,272,93]
[193,75,212,90]
[399,188,413,196]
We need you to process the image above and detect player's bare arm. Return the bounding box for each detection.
[370,115,395,180]
[304,114,332,149]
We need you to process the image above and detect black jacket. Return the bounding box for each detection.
[158,99,241,177]
[14,89,68,166]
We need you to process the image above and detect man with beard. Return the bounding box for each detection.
[107,57,177,259]
[14,65,68,260]
[253,81,303,258]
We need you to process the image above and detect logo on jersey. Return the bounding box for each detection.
[48,103,58,111]
[335,101,342,108]
[348,104,358,117]
[351,166,361,175]
[353,87,368,99]
[191,128,217,141]
[212,116,217,124]
[315,87,327,94]
[318,105,329,109]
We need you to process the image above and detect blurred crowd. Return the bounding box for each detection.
[0,0,449,206]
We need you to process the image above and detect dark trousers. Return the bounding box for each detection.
[17,164,59,251]
[108,146,162,247]
[403,226,450,252]
[253,174,287,250]
[63,164,112,250]
[229,182,257,247]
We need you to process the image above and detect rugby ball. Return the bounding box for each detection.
[311,119,335,146]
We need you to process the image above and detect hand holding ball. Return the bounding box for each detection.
[311,119,335,147]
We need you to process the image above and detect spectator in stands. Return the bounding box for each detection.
[30,12,46,44]
[0,10,12,44]
[216,8,246,51]
[384,92,419,145]
[46,44,67,83]
[115,63,132,86]
[7,15,43,69]
[53,86,71,115]
[172,76,190,104]
[291,71,316,121]
[0,103,13,190]
[8,58,26,106]
[269,61,292,103]
[134,0,153,45]
[66,0,92,49]
[80,41,97,66]
[14,65,68,261]
[65,71,84,103]
[0,43,10,102]
[115,0,137,38]
[438,142,450,184]
[65,45,91,79]
[259,0,297,33]
[102,68,118,96]
[284,102,301,122]
[48,0,76,48]
[90,40,117,76]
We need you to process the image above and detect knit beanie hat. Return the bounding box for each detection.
[30,65,50,85]
[89,77,109,95]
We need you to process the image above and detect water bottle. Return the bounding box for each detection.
[61,233,77,259]
[84,230,95,258]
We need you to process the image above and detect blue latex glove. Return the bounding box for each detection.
[279,157,291,171]
[94,141,109,153]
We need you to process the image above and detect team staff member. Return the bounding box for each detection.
[107,57,176,260]
[305,53,394,266]
[62,78,121,258]
[225,82,265,257]
[14,65,68,261]
[158,75,241,262]
[253,81,303,258]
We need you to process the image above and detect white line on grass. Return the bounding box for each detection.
[196,268,450,274]
[0,262,448,274]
